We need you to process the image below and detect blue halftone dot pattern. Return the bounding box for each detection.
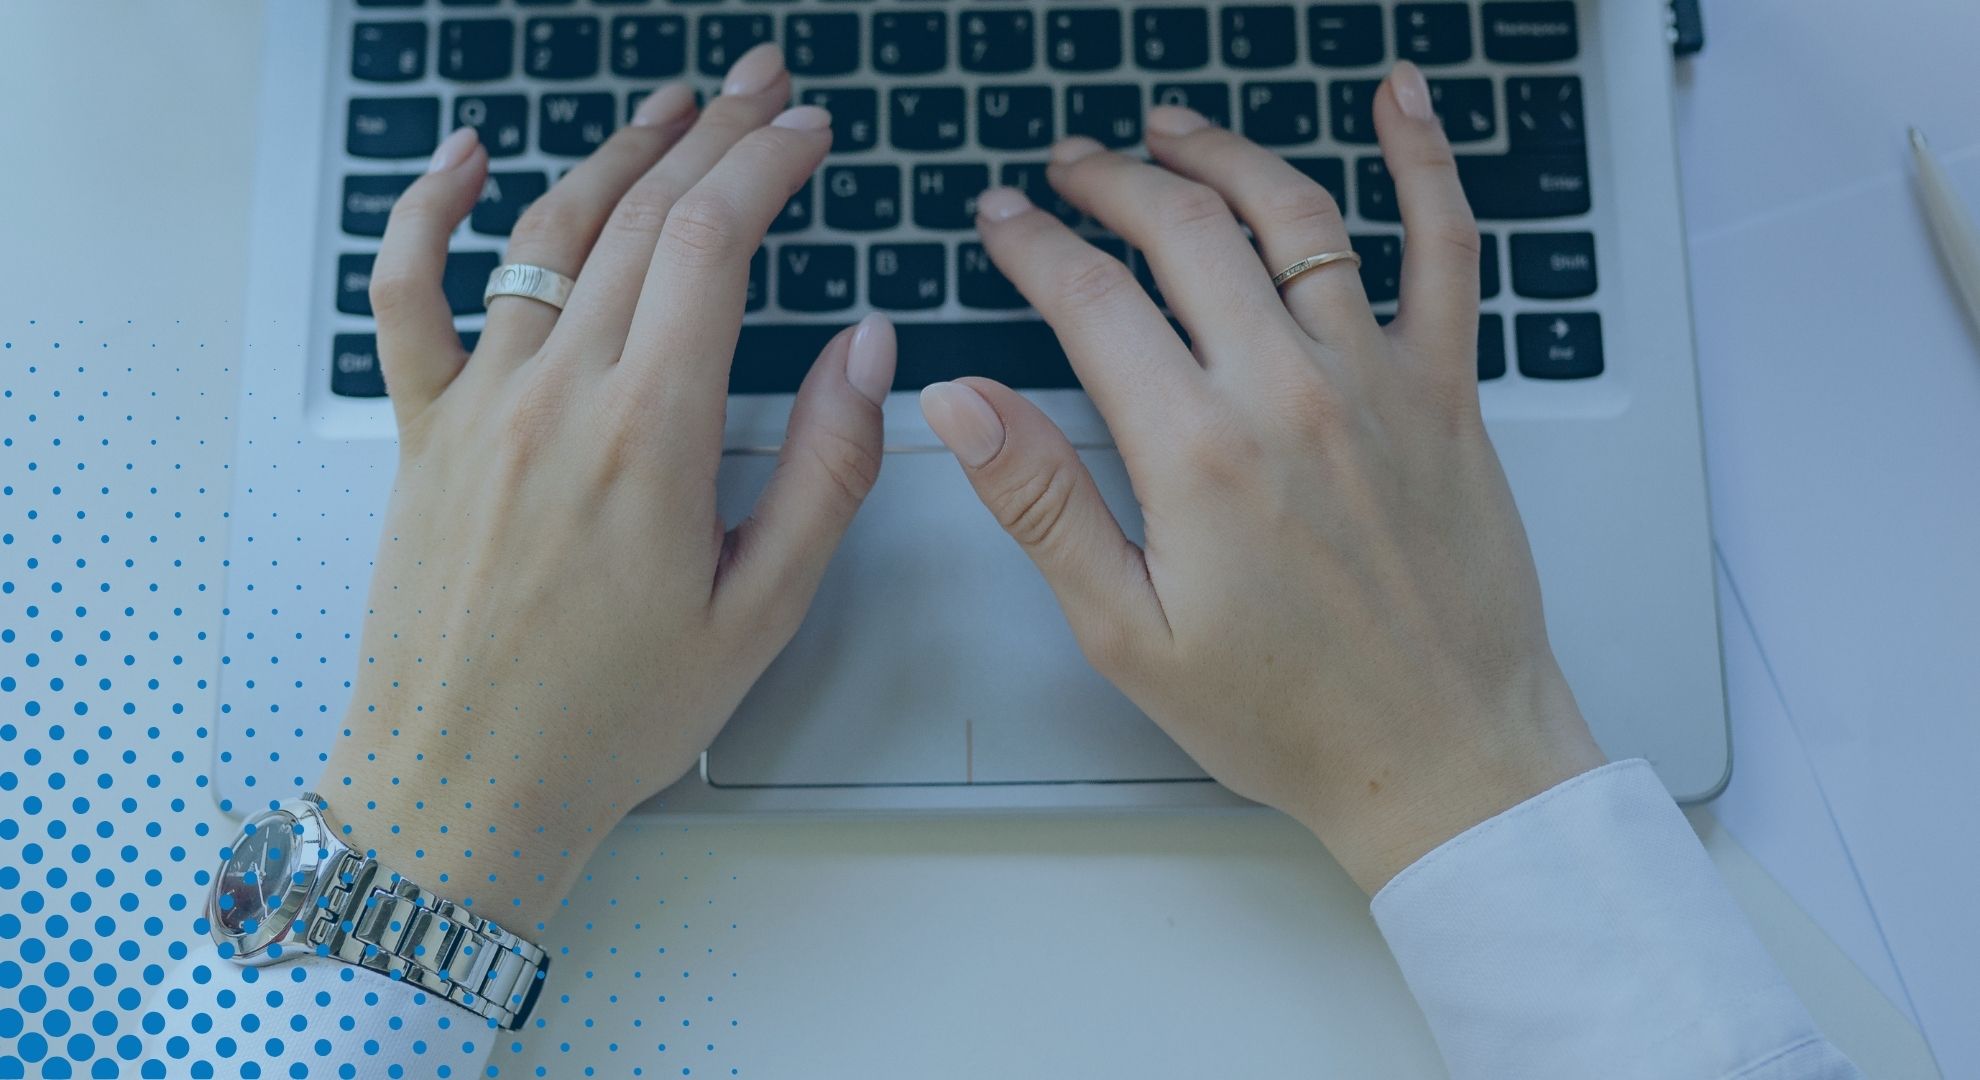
[1,319,745,1076]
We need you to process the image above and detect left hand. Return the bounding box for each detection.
[317,46,895,935]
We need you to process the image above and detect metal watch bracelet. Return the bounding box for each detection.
[308,849,551,1031]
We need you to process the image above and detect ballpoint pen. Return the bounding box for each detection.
[1908,126,1980,342]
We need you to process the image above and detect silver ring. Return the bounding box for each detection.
[484,263,576,312]
[1271,250,1363,289]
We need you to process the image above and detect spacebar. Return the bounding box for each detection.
[728,320,1079,395]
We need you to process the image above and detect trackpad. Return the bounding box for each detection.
[707,449,1205,787]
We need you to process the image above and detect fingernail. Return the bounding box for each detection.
[1050,136,1105,166]
[974,186,1032,223]
[771,104,831,131]
[1146,106,1209,138]
[845,314,895,406]
[427,126,479,174]
[920,382,1006,469]
[632,82,695,127]
[1391,61,1436,123]
[723,43,785,96]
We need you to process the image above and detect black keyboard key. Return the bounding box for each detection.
[961,10,1036,73]
[357,0,423,6]
[1481,2,1578,62]
[336,253,376,316]
[1507,76,1583,149]
[1000,162,1082,226]
[823,165,902,231]
[1455,152,1590,218]
[1066,84,1141,147]
[873,11,948,75]
[439,19,514,80]
[459,330,481,353]
[914,163,991,229]
[747,247,767,312]
[1240,81,1319,145]
[728,321,1078,394]
[770,177,815,234]
[978,85,1054,149]
[516,0,576,6]
[869,243,947,310]
[1430,77,1495,142]
[698,15,773,75]
[803,88,879,152]
[1151,82,1231,127]
[1048,9,1123,72]
[332,334,387,398]
[471,170,550,236]
[787,13,860,75]
[1477,313,1506,380]
[1134,8,1209,71]
[610,15,687,77]
[1222,7,1297,68]
[524,16,601,79]
[348,97,440,159]
[353,22,428,82]
[1328,79,1379,143]
[539,93,615,155]
[1355,157,1398,222]
[441,251,503,314]
[958,243,1028,309]
[1395,3,1472,65]
[1286,157,1346,208]
[454,94,529,157]
[1309,5,1384,66]
[1510,231,1596,298]
[341,174,418,236]
[777,244,858,312]
[1350,234,1401,302]
[1516,312,1602,379]
[890,87,967,150]
[1479,231,1501,298]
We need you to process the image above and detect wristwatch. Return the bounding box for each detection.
[206,793,550,1030]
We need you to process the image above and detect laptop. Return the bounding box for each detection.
[216,0,1728,816]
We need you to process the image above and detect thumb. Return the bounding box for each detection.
[714,314,893,634]
[920,378,1169,668]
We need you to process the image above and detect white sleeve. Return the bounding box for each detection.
[1370,758,1862,1080]
[141,936,499,1077]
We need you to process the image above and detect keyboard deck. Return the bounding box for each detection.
[327,0,1604,401]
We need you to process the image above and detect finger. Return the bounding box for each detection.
[551,44,793,357]
[969,186,1201,455]
[1143,106,1377,347]
[370,126,488,425]
[1043,136,1295,363]
[714,314,894,633]
[1374,61,1481,365]
[622,104,833,472]
[920,378,1169,668]
[480,80,701,369]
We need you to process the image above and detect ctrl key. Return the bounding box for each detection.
[331,334,387,398]
[1515,312,1602,379]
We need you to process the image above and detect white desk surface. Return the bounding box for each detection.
[0,2,1957,1076]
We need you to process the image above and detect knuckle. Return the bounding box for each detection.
[1161,181,1231,231]
[606,183,679,238]
[1054,252,1135,309]
[1423,216,1483,259]
[1259,184,1345,236]
[660,192,744,266]
[511,196,590,250]
[991,459,1080,552]
[804,425,882,508]
[1177,412,1266,483]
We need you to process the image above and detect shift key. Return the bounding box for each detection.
[1457,151,1590,219]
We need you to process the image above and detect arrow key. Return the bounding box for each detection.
[1515,312,1602,379]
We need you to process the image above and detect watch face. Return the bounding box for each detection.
[211,804,320,960]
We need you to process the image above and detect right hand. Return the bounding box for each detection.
[920,62,1605,894]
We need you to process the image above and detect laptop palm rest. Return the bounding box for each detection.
[707,447,1206,788]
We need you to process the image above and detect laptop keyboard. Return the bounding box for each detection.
[329,0,1603,401]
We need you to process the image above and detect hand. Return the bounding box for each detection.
[920,62,1605,893]
[318,45,896,934]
